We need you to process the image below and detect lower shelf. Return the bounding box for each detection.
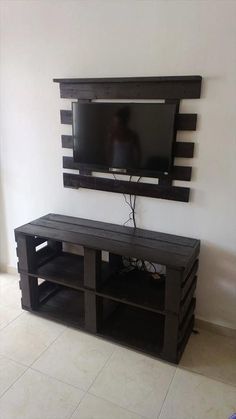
[98,301,164,356]
[38,284,85,328]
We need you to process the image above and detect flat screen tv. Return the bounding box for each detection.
[72,102,177,177]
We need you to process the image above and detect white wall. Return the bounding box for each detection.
[0,0,236,329]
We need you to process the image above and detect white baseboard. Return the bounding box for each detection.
[195,318,236,339]
[0,265,18,275]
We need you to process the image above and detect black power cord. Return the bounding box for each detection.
[113,174,158,275]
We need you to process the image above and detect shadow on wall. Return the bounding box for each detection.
[196,241,236,329]
[0,174,8,271]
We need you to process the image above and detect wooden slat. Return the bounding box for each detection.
[61,109,197,131]
[60,110,72,124]
[176,114,197,130]
[63,156,192,181]
[180,277,197,323]
[54,76,202,84]
[30,219,192,257]
[53,76,202,100]
[178,299,196,342]
[175,142,194,158]
[61,135,73,149]
[61,136,194,158]
[63,173,190,202]
[44,214,199,248]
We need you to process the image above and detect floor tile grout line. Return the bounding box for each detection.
[0,363,30,400]
[67,391,88,419]
[86,391,149,419]
[28,324,67,368]
[85,344,117,393]
[0,353,29,368]
[0,310,24,332]
[30,366,87,393]
[157,367,178,419]
[0,324,67,401]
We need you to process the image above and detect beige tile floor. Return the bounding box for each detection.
[0,273,235,419]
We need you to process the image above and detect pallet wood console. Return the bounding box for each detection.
[15,213,200,363]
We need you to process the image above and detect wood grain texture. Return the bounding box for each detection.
[63,173,190,202]
[53,76,202,100]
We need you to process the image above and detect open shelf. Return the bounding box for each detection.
[30,252,84,290]
[97,268,165,314]
[38,284,85,328]
[98,299,164,356]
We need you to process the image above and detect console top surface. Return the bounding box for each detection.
[15,213,200,271]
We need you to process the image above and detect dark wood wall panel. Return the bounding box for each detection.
[54,76,202,202]
[61,135,73,149]
[174,142,194,158]
[63,156,192,181]
[63,173,190,202]
[54,76,202,100]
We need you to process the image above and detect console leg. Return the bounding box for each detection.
[162,312,179,363]
[20,274,39,310]
[84,291,102,333]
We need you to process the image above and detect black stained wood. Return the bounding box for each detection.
[178,298,196,342]
[38,281,60,305]
[177,315,194,362]
[45,213,196,247]
[38,285,85,328]
[84,248,101,289]
[15,214,200,270]
[15,213,200,363]
[61,135,73,149]
[84,290,98,333]
[165,268,182,314]
[61,135,195,159]
[16,235,37,272]
[63,173,190,203]
[60,109,197,131]
[182,259,199,296]
[175,142,194,158]
[63,157,192,182]
[99,302,164,355]
[29,253,84,291]
[97,268,165,314]
[162,312,179,362]
[20,274,39,310]
[55,76,202,202]
[53,76,202,100]
[180,277,197,323]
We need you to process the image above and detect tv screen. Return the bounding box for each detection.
[72,102,176,177]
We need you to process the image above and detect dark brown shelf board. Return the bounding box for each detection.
[97,269,165,315]
[54,76,202,84]
[98,303,164,356]
[54,76,202,100]
[30,252,84,291]
[38,285,85,328]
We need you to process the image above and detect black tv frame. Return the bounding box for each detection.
[72,102,178,179]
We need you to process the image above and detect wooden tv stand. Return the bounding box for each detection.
[15,214,200,363]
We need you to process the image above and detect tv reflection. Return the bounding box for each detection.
[107,106,141,170]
